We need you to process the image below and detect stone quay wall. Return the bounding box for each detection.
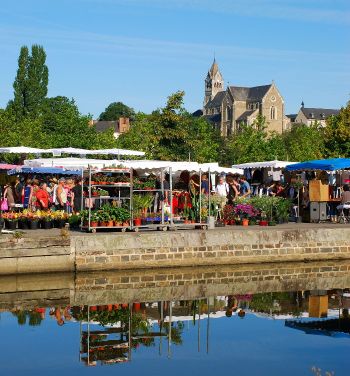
[74,227,350,272]
[1,226,350,275]
[1,261,350,308]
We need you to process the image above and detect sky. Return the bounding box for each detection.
[0,0,349,118]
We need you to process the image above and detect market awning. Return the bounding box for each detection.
[24,157,125,169]
[232,160,295,169]
[8,166,82,175]
[0,163,20,170]
[0,146,48,154]
[286,158,350,172]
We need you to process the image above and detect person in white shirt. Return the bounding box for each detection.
[215,176,229,197]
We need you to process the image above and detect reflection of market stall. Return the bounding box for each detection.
[286,158,350,223]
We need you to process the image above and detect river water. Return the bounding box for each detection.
[0,261,349,376]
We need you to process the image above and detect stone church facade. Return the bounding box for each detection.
[201,60,286,137]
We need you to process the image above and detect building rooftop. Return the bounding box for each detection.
[301,107,340,120]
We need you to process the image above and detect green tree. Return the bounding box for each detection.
[283,123,324,161]
[41,96,116,149]
[7,45,48,118]
[26,45,49,115]
[8,46,30,118]
[99,101,135,121]
[324,101,350,157]
[117,91,220,162]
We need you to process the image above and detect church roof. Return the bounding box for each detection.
[236,110,256,121]
[229,84,272,101]
[300,107,340,120]
[204,91,226,108]
[204,113,221,124]
[209,59,219,77]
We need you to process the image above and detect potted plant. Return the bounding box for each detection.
[90,212,99,227]
[98,211,110,227]
[27,212,40,230]
[41,212,53,229]
[18,213,29,230]
[3,212,18,230]
[223,204,235,225]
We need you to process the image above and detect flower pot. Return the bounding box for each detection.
[134,218,142,226]
[91,221,98,227]
[5,220,18,230]
[259,220,268,226]
[242,218,249,227]
[123,221,129,227]
[114,221,122,227]
[18,219,29,230]
[55,219,66,228]
[107,220,114,227]
[41,220,52,229]
[28,220,39,230]
[99,221,107,227]
[229,220,235,225]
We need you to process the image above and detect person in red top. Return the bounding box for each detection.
[36,182,50,210]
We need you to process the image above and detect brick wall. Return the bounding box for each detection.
[73,227,350,272]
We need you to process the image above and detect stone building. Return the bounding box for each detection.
[200,60,286,137]
[294,102,340,127]
[91,117,130,139]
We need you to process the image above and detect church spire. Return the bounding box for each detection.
[203,58,224,108]
[209,58,219,77]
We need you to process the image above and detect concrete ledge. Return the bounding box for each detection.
[1,225,350,275]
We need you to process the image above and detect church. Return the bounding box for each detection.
[198,60,286,137]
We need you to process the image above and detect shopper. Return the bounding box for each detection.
[71,178,83,213]
[201,174,210,195]
[239,176,251,198]
[55,178,67,210]
[14,176,23,204]
[36,182,50,210]
[22,179,33,209]
[215,176,229,197]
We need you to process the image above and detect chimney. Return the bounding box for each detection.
[119,117,130,133]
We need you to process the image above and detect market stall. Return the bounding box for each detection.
[286,158,350,223]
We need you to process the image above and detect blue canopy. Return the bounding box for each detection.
[7,166,82,176]
[286,158,350,172]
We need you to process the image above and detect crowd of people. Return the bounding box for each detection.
[1,176,83,213]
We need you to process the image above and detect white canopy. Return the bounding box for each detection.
[232,160,295,170]
[0,146,48,154]
[24,157,120,169]
[0,146,145,157]
[25,158,241,174]
[48,147,145,156]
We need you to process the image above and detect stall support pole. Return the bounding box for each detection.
[169,167,173,227]
[199,169,202,224]
[161,168,164,225]
[88,168,92,231]
[208,168,211,219]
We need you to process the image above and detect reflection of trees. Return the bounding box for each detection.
[11,309,43,326]
[163,322,184,346]
[250,292,303,317]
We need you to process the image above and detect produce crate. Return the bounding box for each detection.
[309,180,329,202]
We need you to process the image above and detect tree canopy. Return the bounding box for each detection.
[116,91,221,162]
[99,101,135,121]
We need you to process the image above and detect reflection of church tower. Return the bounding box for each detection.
[203,59,224,107]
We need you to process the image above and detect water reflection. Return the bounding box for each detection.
[1,262,350,374]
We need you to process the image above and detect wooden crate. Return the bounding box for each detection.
[309,180,329,202]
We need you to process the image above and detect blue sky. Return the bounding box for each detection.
[0,0,349,118]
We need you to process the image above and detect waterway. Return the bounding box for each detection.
[0,262,349,376]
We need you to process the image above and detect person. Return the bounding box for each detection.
[268,181,284,197]
[71,178,83,213]
[201,174,210,195]
[50,178,58,208]
[36,182,50,210]
[226,175,239,205]
[2,183,15,211]
[22,179,33,209]
[65,179,74,213]
[239,175,251,198]
[341,184,350,204]
[225,295,238,317]
[215,176,229,198]
[55,178,67,210]
[14,176,23,204]
[31,179,40,210]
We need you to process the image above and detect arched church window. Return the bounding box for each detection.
[270,106,277,120]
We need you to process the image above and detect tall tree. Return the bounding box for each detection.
[99,101,135,121]
[9,46,29,118]
[26,45,49,115]
[8,45,48,118]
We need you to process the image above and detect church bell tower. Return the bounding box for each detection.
[203,59,224,107]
